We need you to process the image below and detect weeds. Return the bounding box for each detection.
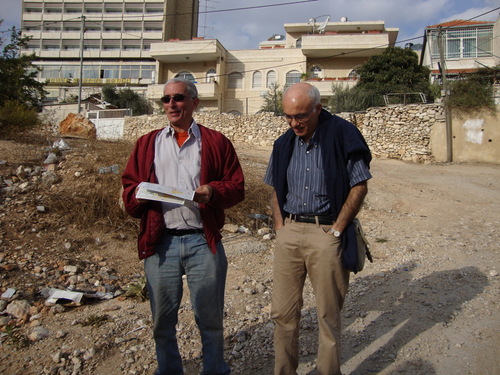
[0,101,40,139]
[2,324,30,349]
[81,314,111,327]
[122,277,148,301]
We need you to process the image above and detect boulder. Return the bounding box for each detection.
[59,113,96,139]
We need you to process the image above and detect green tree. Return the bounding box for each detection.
[356,47,432,107]
[0,23,46,108]
[102,86,152,115]
[259,82,283,115]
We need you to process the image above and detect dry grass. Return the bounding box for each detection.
[10,133,272,235]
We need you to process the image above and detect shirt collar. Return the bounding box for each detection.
[164,119,201,139]
[297,129,319,149]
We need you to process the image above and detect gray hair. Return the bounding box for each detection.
[164,77,198,99]
[307,84,321,105]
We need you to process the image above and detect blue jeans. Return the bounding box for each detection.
[144,232,230,375]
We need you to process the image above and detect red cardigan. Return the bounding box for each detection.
[122,125,245,259]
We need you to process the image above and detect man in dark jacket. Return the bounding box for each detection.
[122,78,244,375]
[264,82,371,375]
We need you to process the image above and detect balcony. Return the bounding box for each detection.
[301,32,390,58]
[150,39,225,63]
[148,81,219,100]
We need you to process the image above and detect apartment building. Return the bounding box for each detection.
[148,18,399,114]
[21,0,199,102]
[421,17,499,83]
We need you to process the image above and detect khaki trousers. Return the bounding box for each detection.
[271,218,349,375]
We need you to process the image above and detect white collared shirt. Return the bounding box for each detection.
[154,120,203,229]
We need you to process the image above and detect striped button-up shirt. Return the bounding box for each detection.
[264,133,371,215]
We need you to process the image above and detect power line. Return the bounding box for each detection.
[0,0,318,34]
[439,6,500,30]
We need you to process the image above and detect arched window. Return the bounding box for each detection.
[267,70,277,88]
[252,71,262,88]
[309,65,323,79]
[175,71,195,82]
[206,69,216,83]
[296,38,302,48]
[348,69,360,80]
[228,72,243,89]
[285,70,301,87]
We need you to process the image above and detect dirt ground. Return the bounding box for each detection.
[0,135,499,375]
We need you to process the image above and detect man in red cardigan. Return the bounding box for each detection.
[122,78,244,375]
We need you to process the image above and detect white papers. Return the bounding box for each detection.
[45,289,84,306]
[136,182,195,205]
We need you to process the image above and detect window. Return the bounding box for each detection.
[101,66,119,79]
[429,26,493,60]
[267,70,277,87]
[175,71,195,82]
[206,69,217,83]
[61,66,79,79]
[252,71,262,88]
[348,69,360,79]
[121,65,141,79]
[228,72,243,89]
[42,44,60,50]
[296,38,302,48]
[285,70,301,87]
[40,66,61,79]
[84,44,100,51]
[83,66,99,79]
[141,65,155,79]
[309,65,322,79]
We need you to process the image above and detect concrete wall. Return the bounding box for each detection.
[449,110,499,163]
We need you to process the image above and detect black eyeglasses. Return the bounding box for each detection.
[160,94,188,103]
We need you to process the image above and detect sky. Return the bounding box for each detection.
[1,0,499,50]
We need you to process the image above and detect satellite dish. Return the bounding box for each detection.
[340,16,348,22]
[317,16,330,34]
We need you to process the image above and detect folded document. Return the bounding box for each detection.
[136,182,195,205]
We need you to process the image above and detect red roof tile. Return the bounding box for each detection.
[426,19,492,29]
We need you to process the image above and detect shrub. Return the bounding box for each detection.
[448,78,495,114]
[329,85,374,112]
[0,100,40,138]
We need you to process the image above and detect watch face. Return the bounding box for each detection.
[334,230,340,237]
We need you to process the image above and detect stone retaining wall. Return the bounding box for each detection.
[123,104,445,162]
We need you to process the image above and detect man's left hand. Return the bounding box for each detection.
[194,185,213,204]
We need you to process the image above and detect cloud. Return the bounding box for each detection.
[203,0,498,50]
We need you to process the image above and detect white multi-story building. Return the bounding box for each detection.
[21,0,199,102]
[421,17,499,82]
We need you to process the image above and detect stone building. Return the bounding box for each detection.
[149,18,399,114]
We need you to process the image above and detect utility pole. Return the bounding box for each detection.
[77,15,86,114]
[437,26,453,162]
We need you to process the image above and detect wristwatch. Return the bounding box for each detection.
[328,228,341,237]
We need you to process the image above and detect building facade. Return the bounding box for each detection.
[421,17,499,83]
[21,0,199,102]
[148,19,399,114]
